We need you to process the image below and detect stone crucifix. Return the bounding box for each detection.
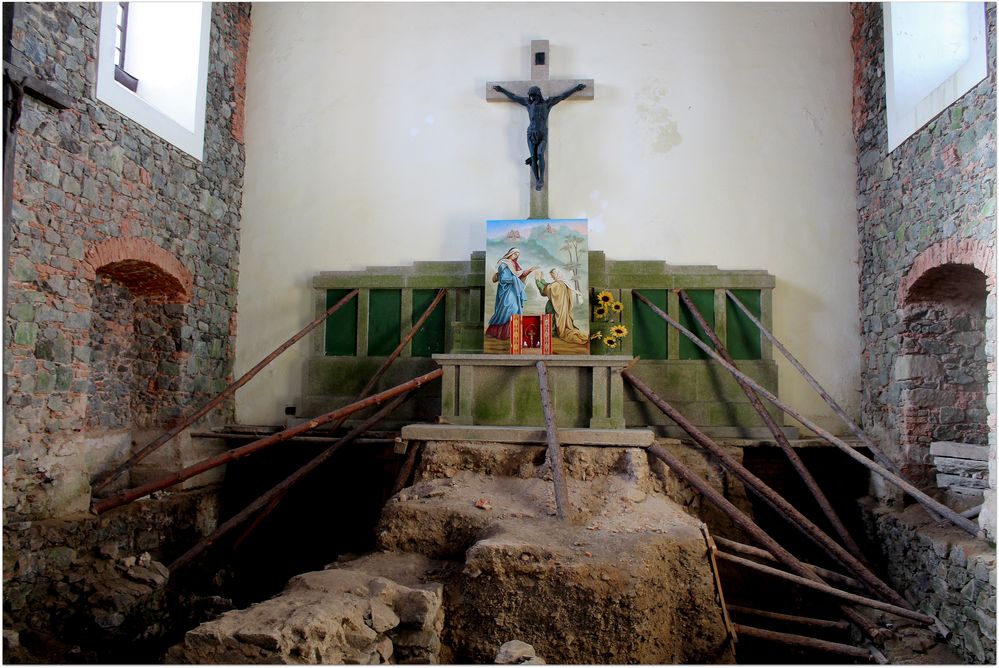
[487,40,594,219]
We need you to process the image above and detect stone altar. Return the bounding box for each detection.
[435,353,629,429]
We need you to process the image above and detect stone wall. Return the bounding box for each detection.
[3,2,251,520]
[2,490,220,662]
[861,500,996,664]
[850,4,997,534]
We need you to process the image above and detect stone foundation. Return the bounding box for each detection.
[376,440,735,663]
[860,498,996,664]
[2,489,220,662]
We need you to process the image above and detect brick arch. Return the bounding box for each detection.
[899,238,995,306]
[83,238,192,303]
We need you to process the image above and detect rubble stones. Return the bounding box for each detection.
[2,490,220,663]
[861,498,996,663]
[166,552,446,664]
[496,639,545,664]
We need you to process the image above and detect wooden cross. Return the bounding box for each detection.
[487,40,594,219]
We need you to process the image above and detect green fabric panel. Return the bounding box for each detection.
[633,289,668,360]
[325,289,358,356]
[368,289,402,356]
[678,289,715,360]
[727,289,762,360]
[411,289,446,357]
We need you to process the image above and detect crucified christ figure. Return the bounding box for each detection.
[493,83,587,191]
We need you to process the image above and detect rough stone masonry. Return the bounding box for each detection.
[851,3,997,505]
[3,2,251,521]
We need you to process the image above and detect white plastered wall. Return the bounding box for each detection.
[236,2,860,432]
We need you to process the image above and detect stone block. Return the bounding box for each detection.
[934,457,989,475]
[937,473,989,489]
[930,441,991,460]
[168,553,445,664]
[496,640,541,664]
[895,355,942,380]
[129,431,228,490]
[939,407,965,423]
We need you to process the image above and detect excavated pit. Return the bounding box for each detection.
[170,438,736,663]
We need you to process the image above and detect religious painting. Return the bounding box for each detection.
[484,218,589,354]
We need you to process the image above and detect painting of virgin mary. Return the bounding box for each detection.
[485,247,538,340]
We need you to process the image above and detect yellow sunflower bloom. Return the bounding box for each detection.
[596,290,614,304]
[610,324,629,338]
[603,336,618,348]
[593,305,608,319]
[610,301,624,313]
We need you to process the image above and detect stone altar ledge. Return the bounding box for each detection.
[401,424,656,447]
[433,353,632,429]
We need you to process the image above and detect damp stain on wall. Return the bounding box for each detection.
[635,83,682,154]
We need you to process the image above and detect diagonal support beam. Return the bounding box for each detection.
[725,289,947,523]
[645,442,887,643]
[713,536,862,590]
[231,289,448,545]
[731,623,873,660]
[632,290,981,538]
[717,552,932,624]
[625,368,913,611]
[726,605,850,632]
[92,368,443,514]
[170,392,412,572]
[676,289,868,563]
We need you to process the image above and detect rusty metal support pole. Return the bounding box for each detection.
[726,605,850,632]
[724,289,893,470]
[713,536,863,590]
[537,361,570,520]
[92,368,443,514]
[676,289,867,562]
[632,291,981,538]
[645,443,885,641]
[231,493,283,551]
[731,623,873,660]
[628,370,912,611]
[92,288,361,492]
[170,393,411,572]
[233,288,448,544]
[716,552,933,624]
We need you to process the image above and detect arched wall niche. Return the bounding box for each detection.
[83,239,193,470]
[894,239,994,486]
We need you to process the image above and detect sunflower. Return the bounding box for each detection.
[610,301,624,314]
[603,336,618,348]
[593,305,608,319]
[596,290,614,305]
[610,324,629,338]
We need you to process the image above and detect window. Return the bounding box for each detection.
[96,2,212,160]
[112,3,138,92]
[884,2,987,151]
